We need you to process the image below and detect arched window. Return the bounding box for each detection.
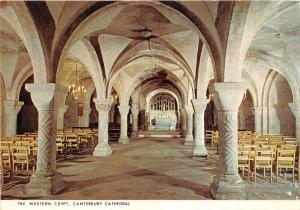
[150,93,176,111]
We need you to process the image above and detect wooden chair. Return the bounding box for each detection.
[280,144,297,150]
[238,150,251,180]
[276,149,296,182]
[212,131,219,148]
[1,148,12,190]
[283,137,297,145]
[205,130,213,146]
[16,134,26,138]
[11,146,35,172]
[254,150,273,182]
[65,133,79,152]
[56,135,65,155]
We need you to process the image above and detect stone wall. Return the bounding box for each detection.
[268,74,295,136]
[64,95,79,128]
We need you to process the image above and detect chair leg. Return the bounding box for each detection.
[263,168,265,178]
[292,168,294,182]
[248,165,251,180]
[276,167,278,182]
[270,167,272,183]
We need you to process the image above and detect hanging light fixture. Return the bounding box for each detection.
[68,65,86,100]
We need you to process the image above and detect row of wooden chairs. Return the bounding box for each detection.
[1,146,36,173]
[238,148,297,182]
[205,130,219,147]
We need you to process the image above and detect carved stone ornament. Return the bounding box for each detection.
[96,103,110,112]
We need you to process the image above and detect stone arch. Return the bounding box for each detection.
[107,55,190,104]
[107,39,195,87]
[224,2,297,82]
[262,70,295,135]
[52,1,222,91]
[0,73,6,138]
[2,2,49,83]
[56,39,105,98]
[249,53,299,107]
[11,63,33,101]
[242,70,258,107]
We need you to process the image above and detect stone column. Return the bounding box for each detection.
[4,100,24,137]
[192,98,209,156]
[56,105,68,129]
[78,106,91,127]
[184,105,194,145]
[131,106,139,138]
[24,83,65,196]
[180,109,186,136]
[118,105,130,144]
[289,102,300,143]
[210,82,247,200]
[139,109,146,130]
[251,106,263,133]
[93,98,112,156]
[53,86,68,130]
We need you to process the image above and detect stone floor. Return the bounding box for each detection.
[1,137,300,200]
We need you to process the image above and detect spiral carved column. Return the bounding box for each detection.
[24,83,65,196]
[93,98,112,156]
[210,82,247,200]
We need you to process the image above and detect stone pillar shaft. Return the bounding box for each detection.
[4,100,23,137]
[56,105,68,129]
[218,110,239,176]
[118,105,130,144]
[36,110,57,172]
[139,110,146,131]
[78,106,91,127]
[251,106,262,133]
[131,108,139,138]
[184,105,194,145]
[93,98,112,156]
[192,99,209,156]
[289,103,300,143]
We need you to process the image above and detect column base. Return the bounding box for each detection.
[24,171,65,196]
[130,131,138,139]
[93,143,112,156]
[184,135,194,146]
[193,146,208,157]
[210,175,246,200]
[119,136,129,144]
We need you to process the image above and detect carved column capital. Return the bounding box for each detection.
[184,105,194,115]
[118,105,130,115]
[25,83,56,111]
[94,98,111,112]
[57,105,69,114]
[192,98,209,114]
[250,106,263,115]
[4,100,24,114]
[212,82,247,111]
